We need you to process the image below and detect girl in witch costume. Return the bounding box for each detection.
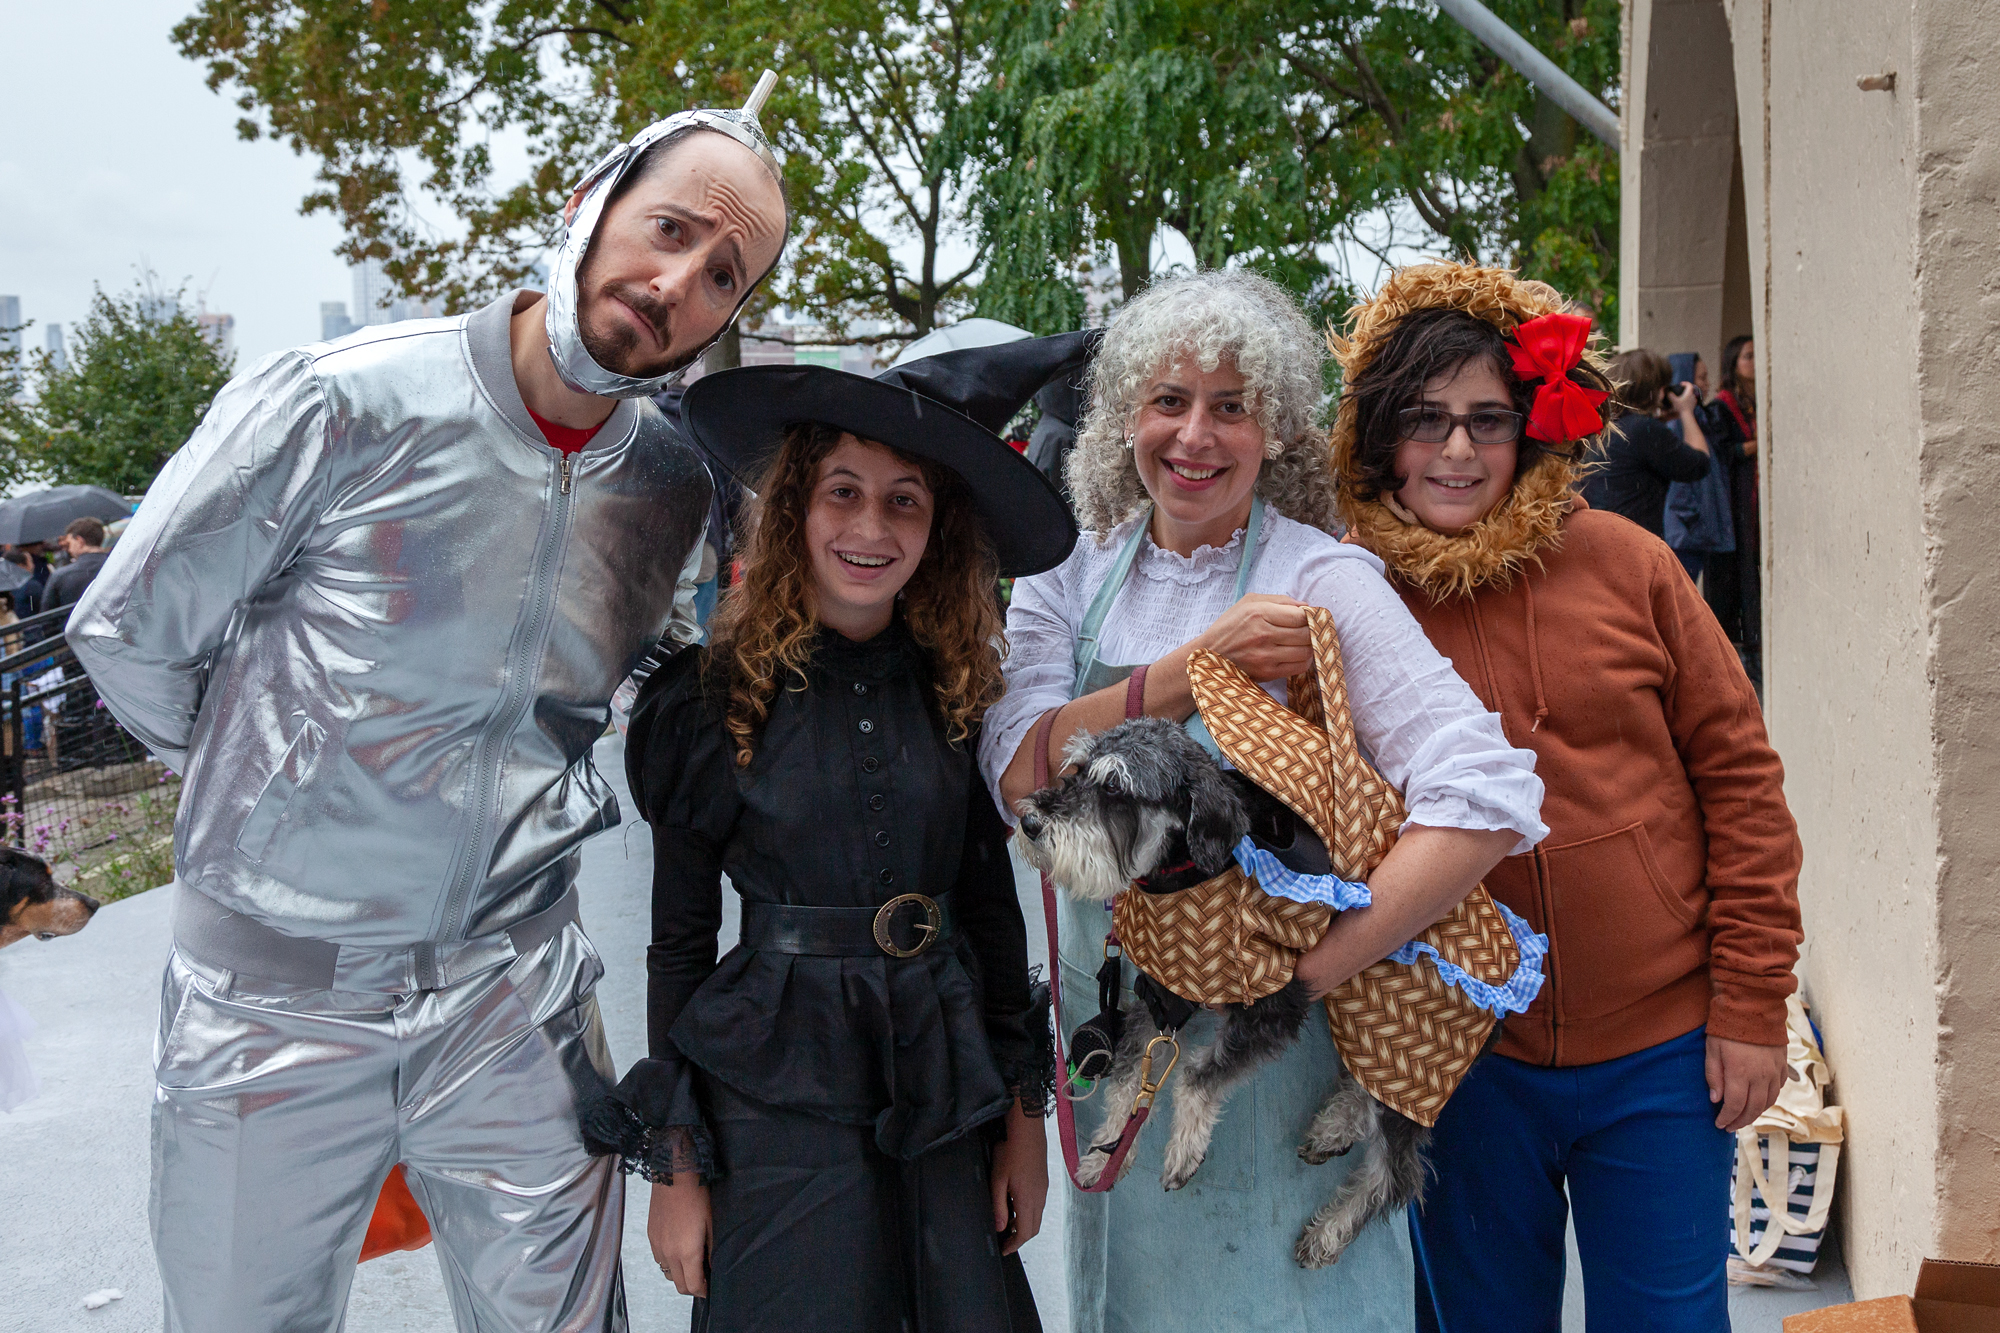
[587,335,1093,1332]
[1329,263,1803,1332]
[982,269,1548,1333]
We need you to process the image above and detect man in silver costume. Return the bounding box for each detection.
[66,76,789,1333]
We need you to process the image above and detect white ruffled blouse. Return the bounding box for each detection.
[978,510,1550,851]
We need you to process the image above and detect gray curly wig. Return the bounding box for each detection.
[1067,268,1336,537]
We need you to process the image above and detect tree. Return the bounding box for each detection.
[1279,0,1621,320]
[0,283,234,495]
[963,0,1621,329]
[174,0,988,345]
[959,0,1338,334]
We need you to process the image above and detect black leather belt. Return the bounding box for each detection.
[740,891,956,959]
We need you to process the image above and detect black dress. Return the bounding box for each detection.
[590,623,1049,1333]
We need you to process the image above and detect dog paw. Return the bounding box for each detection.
[1076,1151,1109,1189]
[1294,1225,1349,1270]
[1297,1137,1355,1165]
[1159,1144,1205,1192]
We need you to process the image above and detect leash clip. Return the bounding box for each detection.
[1133,1032,1181,1110]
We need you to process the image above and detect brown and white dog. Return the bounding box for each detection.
[0,848,97,949]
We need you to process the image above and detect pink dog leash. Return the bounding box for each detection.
[1032,678,1177,1193]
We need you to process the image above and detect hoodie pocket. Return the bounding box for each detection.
[235,716,326,864]
[1541,821,1706,1021]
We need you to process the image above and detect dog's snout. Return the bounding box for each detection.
[1018,810,1045,840]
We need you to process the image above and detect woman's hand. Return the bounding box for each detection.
[1705,1035,1791,1132]
[989,1098,1049,1256]
[647,1176,713,1297]
[1189,594,1312,683]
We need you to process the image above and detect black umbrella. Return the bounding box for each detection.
[0,486,134,546]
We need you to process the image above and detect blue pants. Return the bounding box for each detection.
[1412,1026,1732,1333]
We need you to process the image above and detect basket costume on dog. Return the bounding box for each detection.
[1111,603,1531,1125]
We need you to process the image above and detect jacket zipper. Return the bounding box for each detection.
[430,448,575,965]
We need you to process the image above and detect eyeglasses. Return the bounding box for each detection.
[1397,406,1525,446]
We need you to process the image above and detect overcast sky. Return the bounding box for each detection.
[2,0,353,366]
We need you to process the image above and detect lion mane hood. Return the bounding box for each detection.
[1328,263,1611,602]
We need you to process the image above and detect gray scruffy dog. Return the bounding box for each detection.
[1015,717,1432,1268]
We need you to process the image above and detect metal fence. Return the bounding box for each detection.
[0,604,178,900]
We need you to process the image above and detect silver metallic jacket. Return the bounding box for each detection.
[70,291,709,948]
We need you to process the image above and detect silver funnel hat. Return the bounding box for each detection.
[545,70,785,399]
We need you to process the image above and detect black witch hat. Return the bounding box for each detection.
[680,331,1097,577]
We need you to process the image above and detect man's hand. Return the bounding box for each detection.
[990,1099,1049,1256]
[1191,594,1312,683]
[1705,1034,1792,1132]
[647,1176,712,1297]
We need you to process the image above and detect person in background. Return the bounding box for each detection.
[42,517,109,614]
[5,549,44,618]
[1661,352,1734,584]
[1581,348,1711,538]
[1331,262,1802,1333]
[1703,335,1761,686]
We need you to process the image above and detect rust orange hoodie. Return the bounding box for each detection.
[1330,262,1802,1067]
[1365,491,1801,1064]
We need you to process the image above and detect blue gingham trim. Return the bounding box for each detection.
[1234,837,1372,910]
[1387,900,1548,1018]
[1238,834,1549,1019]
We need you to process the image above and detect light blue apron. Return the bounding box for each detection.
[1056,497,1413,1333]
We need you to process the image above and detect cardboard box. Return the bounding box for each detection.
[1783,1260,2000,1332]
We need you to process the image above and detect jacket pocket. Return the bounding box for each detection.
[235,716,326,864]
[1542,821,1706,1021]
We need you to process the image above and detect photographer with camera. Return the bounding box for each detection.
[1581,347,1712,539]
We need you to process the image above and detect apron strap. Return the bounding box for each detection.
[1080,490,1264,700]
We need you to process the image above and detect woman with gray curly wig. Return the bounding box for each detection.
[978,268,1547,1332]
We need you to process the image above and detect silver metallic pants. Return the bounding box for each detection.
[150,920,627,1332]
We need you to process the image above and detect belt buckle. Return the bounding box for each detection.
[873,893,941,958]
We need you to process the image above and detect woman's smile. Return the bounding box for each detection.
[1162,457,1228,489]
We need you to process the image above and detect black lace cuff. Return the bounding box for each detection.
[995,973,1055,1119]
[579,1057,718,1186]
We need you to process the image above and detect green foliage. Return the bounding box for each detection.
[173,0,987,340]
[172,0,1620,346]
[0,283,233,495]
[957,0,1338,332]
[966,0,1621,328]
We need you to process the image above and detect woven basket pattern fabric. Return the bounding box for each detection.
[1120,605,1518,1126]
[1113,868,1329,1007]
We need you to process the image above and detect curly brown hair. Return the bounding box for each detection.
[708,423,1007,767]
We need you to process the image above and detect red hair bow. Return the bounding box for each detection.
[1508,311,1608,444]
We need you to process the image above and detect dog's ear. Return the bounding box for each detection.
[1183,762,1248,875]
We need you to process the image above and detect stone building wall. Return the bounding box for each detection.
[1622,0,2000,1298]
